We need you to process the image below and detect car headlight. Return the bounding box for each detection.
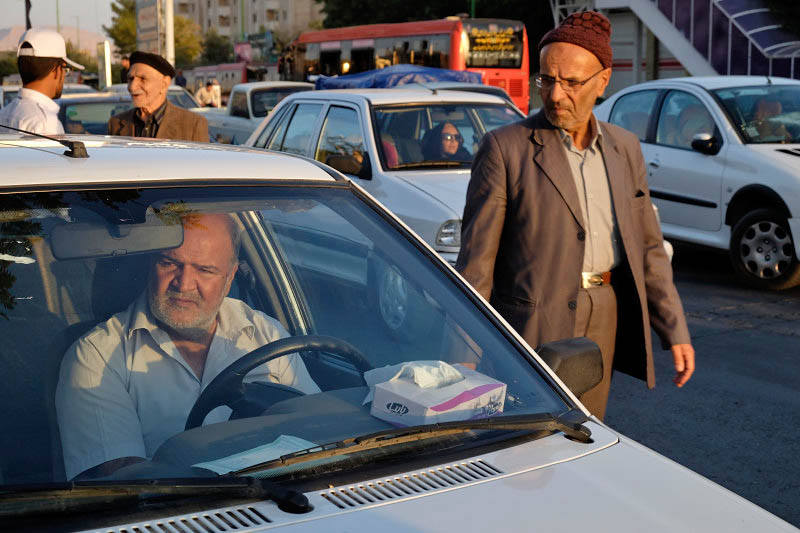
[436,220,461,247]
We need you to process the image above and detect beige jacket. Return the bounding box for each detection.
[108,101,209,142]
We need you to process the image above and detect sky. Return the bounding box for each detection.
[7,0,114,36]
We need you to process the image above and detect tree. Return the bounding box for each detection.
[104,0,136,56]
[201,29,233,65]
[66,41,98,75]
[174,15,203,68]
[0,52,17,82]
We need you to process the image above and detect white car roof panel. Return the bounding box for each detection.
[0,135,335,188]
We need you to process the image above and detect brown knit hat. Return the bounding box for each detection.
[538,11,613,69]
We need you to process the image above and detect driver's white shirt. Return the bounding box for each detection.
[56,294,320,480]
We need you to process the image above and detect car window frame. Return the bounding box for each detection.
[274,100,326,156]
[253,103,290,149]
[608,88,661,142]
[313,102,368,176]
[650,88,723,151]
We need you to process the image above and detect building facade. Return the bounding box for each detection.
[175,0,324,42]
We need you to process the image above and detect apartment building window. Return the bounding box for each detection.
[219,0,230,6]
[283,10,287,20]
[253,14,257,23]
[220,15,230,26]
[267,9,278,21]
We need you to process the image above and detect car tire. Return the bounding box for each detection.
[370,259,436,340]
[729,208,800,290]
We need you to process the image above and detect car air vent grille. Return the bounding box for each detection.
[777,148,800,157]
[109,505,272,533]
[320,459,502,509]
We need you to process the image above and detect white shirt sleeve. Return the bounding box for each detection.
[56,336,146,480]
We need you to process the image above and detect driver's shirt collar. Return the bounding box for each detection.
[128,292,257,384]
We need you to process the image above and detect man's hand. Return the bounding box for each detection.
[671,343,695,387]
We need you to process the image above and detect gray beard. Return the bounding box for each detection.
[148,290,220,341]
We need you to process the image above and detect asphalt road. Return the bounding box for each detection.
[605,243,800,527]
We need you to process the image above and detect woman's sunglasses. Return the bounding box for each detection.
[442,133,463,143]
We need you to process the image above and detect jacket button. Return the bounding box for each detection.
[568,300,577,310]
[577,230,585,241]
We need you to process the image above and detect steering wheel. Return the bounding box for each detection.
[185,335,372,430]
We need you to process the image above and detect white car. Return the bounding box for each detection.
[595,76,800,289]
[246,89,526,266]
[0,134,793,531]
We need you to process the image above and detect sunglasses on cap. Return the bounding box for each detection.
[442,133,463,143]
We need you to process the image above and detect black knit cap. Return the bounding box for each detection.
[129,51,175,78]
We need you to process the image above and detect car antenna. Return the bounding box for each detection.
[0,123,89,158]
[766,75,772,85]
[411,82,438,95]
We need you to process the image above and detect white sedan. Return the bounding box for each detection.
[0,134,793,531]
[595,76,800,289]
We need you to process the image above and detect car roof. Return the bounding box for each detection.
[233,81,314,90]
[616,75,800,91]
[0,135,336,187]
[281,88,509,105]
[56,92,131,103]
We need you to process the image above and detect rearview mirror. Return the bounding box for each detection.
[51,214,184,260]
[691,132,722,155]
[536,337,603,397]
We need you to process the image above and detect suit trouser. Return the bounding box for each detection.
[573,285,617,421]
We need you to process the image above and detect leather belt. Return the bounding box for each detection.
[581,271,612,289]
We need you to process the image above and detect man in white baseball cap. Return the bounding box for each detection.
[0,28,84,135]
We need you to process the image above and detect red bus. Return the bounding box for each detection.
[291,18,530,112]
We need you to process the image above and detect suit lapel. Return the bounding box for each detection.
[156,102,177,140]
[597,123,633,238]
[530,113,585,229]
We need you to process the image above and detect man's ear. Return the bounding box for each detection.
[224,262,239,296]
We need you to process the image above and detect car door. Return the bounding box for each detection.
[645,90,726,232]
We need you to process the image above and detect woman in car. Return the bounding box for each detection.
[422,122,471,161]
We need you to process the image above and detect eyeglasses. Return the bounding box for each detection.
[534,69,605,93]
[61,64,72,77]
[442,133,463,143]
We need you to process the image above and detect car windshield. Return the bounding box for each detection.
[168,89,199,109]
[713,85,800,144]
[61,101,133,134]
[374,103,523,169]
[251,87,312,117]
[0,184,566,487]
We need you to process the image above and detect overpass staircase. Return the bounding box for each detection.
[551,0,800,79]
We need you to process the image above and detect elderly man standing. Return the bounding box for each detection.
[456,11,695,420]
[0,28,84,134]
[108,51,208,142]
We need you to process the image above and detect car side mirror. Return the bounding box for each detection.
[325,152,372,180]
[691,132,722,155]
[536,337,603,398]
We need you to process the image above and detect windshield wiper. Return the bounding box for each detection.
[391,160,469,169]
[233,411,591,477]
[0,476,312,518]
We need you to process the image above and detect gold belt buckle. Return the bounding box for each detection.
[588,274,603,286]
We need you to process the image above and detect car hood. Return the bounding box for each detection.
[104,423,795,532]
[391,169,471,216]
[744,143,800,175]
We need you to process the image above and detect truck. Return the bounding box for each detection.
[192,81,313,144]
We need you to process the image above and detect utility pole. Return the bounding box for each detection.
[25,0,32,29]
[470,0,476,18]
[56,0,60,32]
[165,0,175,66]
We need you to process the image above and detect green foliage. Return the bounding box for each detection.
[65,41,98,75]
[104,0,136,56]
[201,29,233,65]
[0,52,17,82]
[175,15,203,68]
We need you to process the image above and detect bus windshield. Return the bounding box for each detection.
[464,20,525,69]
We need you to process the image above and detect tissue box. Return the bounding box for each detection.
[370,364,506,427]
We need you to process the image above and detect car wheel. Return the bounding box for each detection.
[372,261,435,340]
[729,208,800,290]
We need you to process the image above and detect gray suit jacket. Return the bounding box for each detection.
[456,112,690,387]
[108,101,209,142]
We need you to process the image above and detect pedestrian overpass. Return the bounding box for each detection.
[550,0,800,85]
